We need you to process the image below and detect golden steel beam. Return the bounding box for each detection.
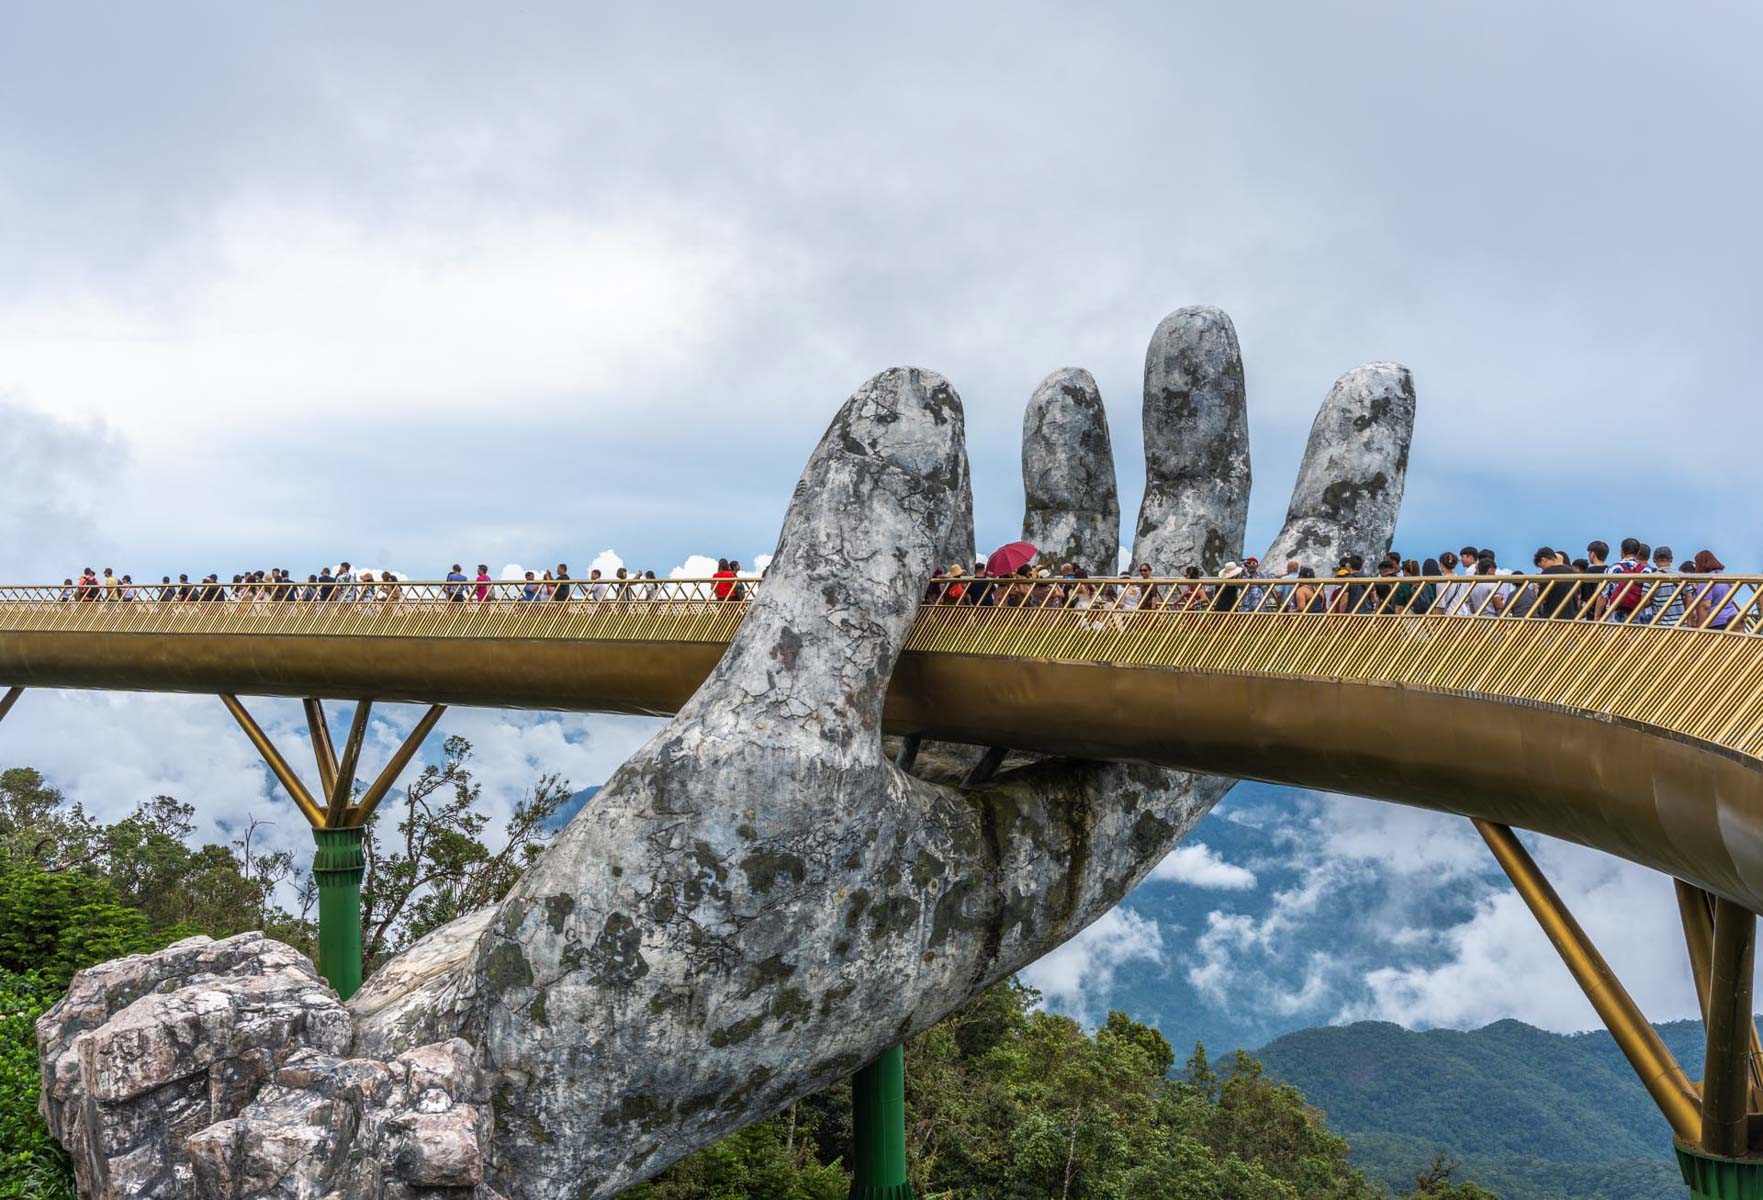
[0,685,22,724]
[1676,881,1763,1110]
[326,700,373,827]
[303,698,339,801]
[350,704,445,827]
[220,694,326,828]
[1702,897,1758,1156]
[1475,819,1701,1143]
[1680,880,1717,1021]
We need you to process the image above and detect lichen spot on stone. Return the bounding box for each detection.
[739,849,806,895]
[771,627,803,671]
[709,1012,766,1048]
[911,849,945,889]
[586,912,650,987]
[1130,811,1175,858]
[544,894,575,934]
[486,940,534,990]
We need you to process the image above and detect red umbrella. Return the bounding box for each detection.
[986,541,1038,576]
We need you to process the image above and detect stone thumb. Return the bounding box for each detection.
[678,366,970,763]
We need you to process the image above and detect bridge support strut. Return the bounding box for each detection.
[1472,820,1702,1143]
[1678,892,1763,1196]
[850,1045,914,1200]
[221,695,445,1000]
[0,685,24,725]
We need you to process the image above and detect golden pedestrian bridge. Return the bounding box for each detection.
[6,573,1763,1182]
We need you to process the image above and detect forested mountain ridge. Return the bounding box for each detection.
[1259,1018,1709,1200]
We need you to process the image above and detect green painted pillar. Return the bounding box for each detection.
[1678,1146,1763,1199]
[311,826,366,1000]
[850,1044,914,1200]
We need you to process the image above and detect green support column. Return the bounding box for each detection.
[1677,1146,1763,1199]
[312,826,366,1000]
[850,1044,914,1200]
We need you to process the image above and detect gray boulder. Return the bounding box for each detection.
[1021,367,1120,574]
[184,1038,503,1200]
[35,933,352,1200]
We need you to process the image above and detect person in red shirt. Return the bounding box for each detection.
[474,564,492,602]
[713,558,737,600]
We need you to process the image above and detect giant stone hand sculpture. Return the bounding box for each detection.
[38,308,1415,1200]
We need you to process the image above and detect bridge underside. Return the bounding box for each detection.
[6,628,1761,915]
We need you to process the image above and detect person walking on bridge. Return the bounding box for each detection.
[1642,546,1687,626]
[1288,567,1325,613]
[1690,550,1742,630]
[1597,538,1648,621]
[1528,547,1577,618]
[552,564,572,601]
[1578,540,1610,618]
[475,565,492,602]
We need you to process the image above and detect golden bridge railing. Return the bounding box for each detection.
[3,573,1762,757]
[0,579,755,643]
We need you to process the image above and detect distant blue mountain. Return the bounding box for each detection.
[547,785,601,829]
[1050,781,1496,1054]
[1257,1016,1707,1199]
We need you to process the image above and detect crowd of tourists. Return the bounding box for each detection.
[924,538,1750,630]
[41,542,1750,631]
[49,560,751,603]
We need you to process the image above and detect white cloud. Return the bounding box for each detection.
[667,552,773,579]
[1149,842,1256,890]
[1344,837,1698,1033]
[3,204,745,441]
[587,549,625,577]
[1021,907,1166,1026]
[670,555,720,579]
[1313,795,1490,881]
[0,398,126,573]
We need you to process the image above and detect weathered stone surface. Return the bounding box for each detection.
[42,315,1420,1200]
[184,1038,504,1200]
[1133,306,1250,573]
[1021,368,1120,574]
[35,933,351,1200]
[349,906,496,1055]
[938,441,976,573]
[1262,362,1416,570]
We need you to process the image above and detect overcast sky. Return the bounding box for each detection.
[3,2,1760,1036]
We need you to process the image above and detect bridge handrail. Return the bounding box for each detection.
[2,576,1762,758]
[0,574,1757,633]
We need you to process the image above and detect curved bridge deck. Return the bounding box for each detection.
[4,576,1763,910]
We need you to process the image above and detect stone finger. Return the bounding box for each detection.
[1262,362,1416,571]
[1132,306,1250,574]
[1021,367,1120,574]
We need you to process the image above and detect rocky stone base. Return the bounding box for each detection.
[35,932,498,1200]
[186,1038,502,1200]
